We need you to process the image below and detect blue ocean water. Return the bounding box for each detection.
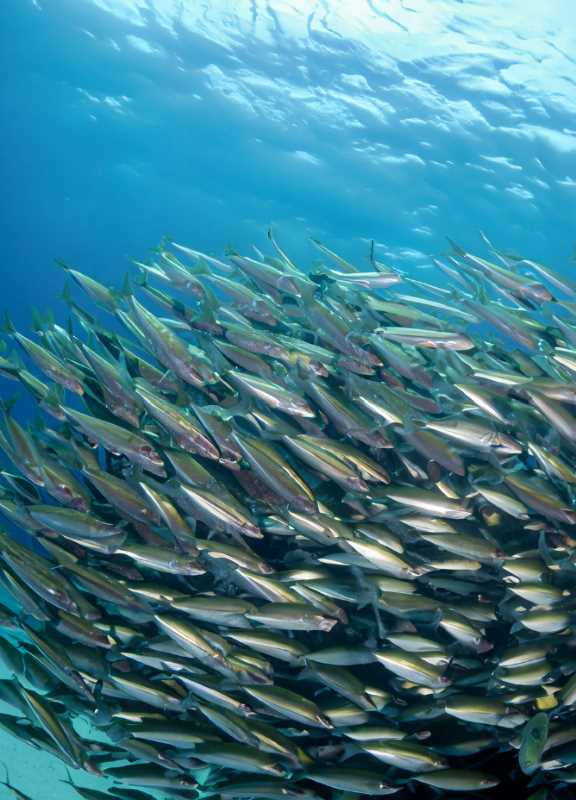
[1,1,576,797]
[2,0,576,333]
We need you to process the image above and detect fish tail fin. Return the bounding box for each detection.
[393,776,413,787]
[31,308,43,333]
[134,266,149,288]
[2,313,16,336]
[59,768,74,788]
[479,230,495,250]
[30,414,47,434]
[204,341,234,376]
[31,307,53,333]
[472,276,490,305]
[92,678,104,706]
[44,383,64,411]
[462,271,483,295]
[467,462,503,487]
[341,743,362,762]
[118,274,133,300]
[7,348,25,372]
[0,394,18,418]
[54,259,72,273]
[267,227,300,274]
[116,351,133,386]
[154,234,173,254]
[207,290,227,322]
[216,389,254,418]
[191,258,211,277]
[410,555,434,575]
[446,237,466,256]
[60,281,73,306]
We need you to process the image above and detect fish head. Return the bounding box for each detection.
[57,484,88,511]
[66,378,85,395]
[318,617,338,632]
[269,762,288,777]
[82,760,103,776]
[242,666,273,685]
[176,777,198,789]
[241,521,263,539]
[529,283,554,303]
[495,435,523,455]
[47,585,79,614]
[477,638,494,654]
[348,475,370,492]
[137,442,164,467]
[110,404,140,427]
[293,498,319,515]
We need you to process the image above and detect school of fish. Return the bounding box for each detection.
[0,231,575,799]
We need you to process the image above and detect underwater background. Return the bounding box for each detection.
[3,0,576,327]
[1,0,576,798]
